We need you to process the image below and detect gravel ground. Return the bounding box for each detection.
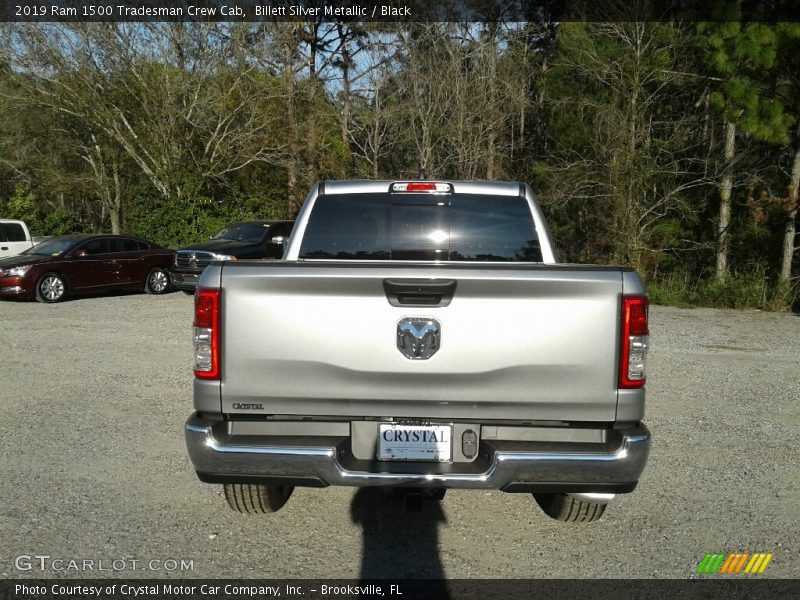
[1,292,798,579]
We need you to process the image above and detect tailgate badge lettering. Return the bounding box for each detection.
[397,318,440,360]
[232,403,264,410]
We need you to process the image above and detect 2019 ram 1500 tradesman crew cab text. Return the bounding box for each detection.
[185,180,651,522]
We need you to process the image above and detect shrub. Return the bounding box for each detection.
[1,185,43,233]
[42,208,83,236]
[693,273,768,309]
[648,268,796,311]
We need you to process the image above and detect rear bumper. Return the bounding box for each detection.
[185,414,651,492]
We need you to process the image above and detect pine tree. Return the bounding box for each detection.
[697,21,794,280]
[775,24,800,284]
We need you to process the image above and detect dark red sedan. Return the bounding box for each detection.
[0,234,175,303]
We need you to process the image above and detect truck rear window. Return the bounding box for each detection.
[299,193,542,262]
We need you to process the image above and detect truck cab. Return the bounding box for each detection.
[0,220,34,258]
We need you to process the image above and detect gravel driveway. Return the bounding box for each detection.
[1,293,798,579]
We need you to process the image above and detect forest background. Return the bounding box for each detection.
[1,18,799,310]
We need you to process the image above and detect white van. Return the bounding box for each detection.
[0,220,34,258]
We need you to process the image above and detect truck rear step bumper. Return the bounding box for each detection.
[185,414,650,492]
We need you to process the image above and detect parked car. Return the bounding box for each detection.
[0,219,35,258]
[171,220,294,293]
[185,180,651,522]
[0,234,175,303]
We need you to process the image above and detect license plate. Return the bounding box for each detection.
[377,424,453,462]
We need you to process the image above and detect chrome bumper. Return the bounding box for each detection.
[185,414,650,492]
[169,270,200,290]
[0,285,24,295]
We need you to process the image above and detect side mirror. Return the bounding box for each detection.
[270,236,286,245]
[74,249,87,257]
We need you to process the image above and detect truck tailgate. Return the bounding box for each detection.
[218,263,623,422]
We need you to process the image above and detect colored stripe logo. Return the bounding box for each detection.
[696,552,773,574]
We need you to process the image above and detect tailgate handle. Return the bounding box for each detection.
[383,279,457,307]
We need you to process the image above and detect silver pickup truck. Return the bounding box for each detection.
[185,180,651,522]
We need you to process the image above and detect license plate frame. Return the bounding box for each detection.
[377,423,453,463]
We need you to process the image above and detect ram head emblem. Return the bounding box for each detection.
[397,318,441,360]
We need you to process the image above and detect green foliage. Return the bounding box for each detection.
[0,185,84,237]
[1,185,41,227]
[126,194,225,248]
[42,209,82,236]
[647,275,697,309]
[1,22,799,312]
[695,273,769,309]
[649,270,797,311]
[124,185,293,248]
[699,22,794,143]
[541,22,706,269]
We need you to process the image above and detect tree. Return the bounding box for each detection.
[697,21,794,280]
[346,40,399,179]
[3,23,286,217]
[540,22,710,269]
[775,24,800,284]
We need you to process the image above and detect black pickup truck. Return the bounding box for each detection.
[171,220,294,292]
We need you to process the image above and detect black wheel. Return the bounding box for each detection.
[145,267,170,294]
[36,273,67,303]
[182,290,194,295]
[534,493,607,522]
[223,484,294,514]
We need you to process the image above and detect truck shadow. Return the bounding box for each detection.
[350,487,450,595]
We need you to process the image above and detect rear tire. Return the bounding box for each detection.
[534,493,607,522]
[223,484,294,514]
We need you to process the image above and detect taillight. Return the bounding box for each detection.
[619,295,649,389]
[194,288,221,380]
